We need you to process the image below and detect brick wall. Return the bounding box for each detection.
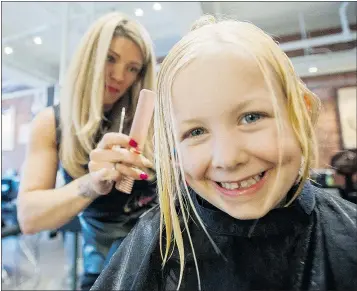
[302,71,357,169]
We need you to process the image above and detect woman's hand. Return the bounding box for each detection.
[88,132,154,195]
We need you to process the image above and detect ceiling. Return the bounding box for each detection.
[202,2,356,36]
[2,1,356,94]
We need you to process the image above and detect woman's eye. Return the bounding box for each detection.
[128,67,140,73]
[241,113,264,125]
[106,55,115,63]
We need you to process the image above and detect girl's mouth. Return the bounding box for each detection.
[213,170,269,197]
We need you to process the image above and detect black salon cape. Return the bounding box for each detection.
[91,182,357,290]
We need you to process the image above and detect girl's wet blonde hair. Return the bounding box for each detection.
[60,12,156,178]
[155,15,321,290]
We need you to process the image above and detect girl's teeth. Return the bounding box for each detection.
[254,174,261,182]
[220,173,264,190]
[221,182,239,190]
[240,180,249,188]
[245,178,256,187]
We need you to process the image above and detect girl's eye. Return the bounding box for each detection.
[184,127,206,139]
[241,113,264,125]
[106,55,115,63]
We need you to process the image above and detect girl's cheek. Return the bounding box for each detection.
[180,145,210,180]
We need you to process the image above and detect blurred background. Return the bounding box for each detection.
[1,2,356,290]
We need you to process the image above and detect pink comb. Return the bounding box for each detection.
[117,89,156,194]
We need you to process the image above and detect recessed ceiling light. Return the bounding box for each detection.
[33,37,42,45]
[135,8,144,17]
[309,67,318,73]
[153,3,162,11]
[4,47,13,55]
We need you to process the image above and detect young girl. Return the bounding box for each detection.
[91,15,357,291]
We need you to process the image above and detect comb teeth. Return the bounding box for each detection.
[118,176,135,194]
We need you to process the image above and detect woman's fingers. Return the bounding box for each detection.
[116,147,154,169]
[88,160,149,182]
[114,163,149,181]
[97,132,135,150]
[90,147,153,170]
[89,132,153,192]
[88,161,113,172]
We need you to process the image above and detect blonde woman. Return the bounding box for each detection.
[92,16,357,291]
[18,12,157,290]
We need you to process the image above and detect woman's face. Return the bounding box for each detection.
[103,36,144,110]
[171,46,302,220]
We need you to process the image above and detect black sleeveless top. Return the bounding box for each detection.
[53,104,157,222]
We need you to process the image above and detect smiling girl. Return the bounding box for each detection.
[92,15,357,291]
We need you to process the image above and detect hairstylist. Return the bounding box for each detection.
[18,12,157,290]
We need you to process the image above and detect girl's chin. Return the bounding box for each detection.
[222,205,271,220]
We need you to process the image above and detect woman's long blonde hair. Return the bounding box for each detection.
[155,15,321,290]
[60,12,156,178]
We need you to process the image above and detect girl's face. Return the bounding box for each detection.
[171,46,302,220]
[103,36,144,111]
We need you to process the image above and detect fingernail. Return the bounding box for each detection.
[140,173,148,180]
[130,147,141,155]
[129,139,138,148]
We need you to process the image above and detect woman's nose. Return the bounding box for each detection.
[111,65,125,82]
